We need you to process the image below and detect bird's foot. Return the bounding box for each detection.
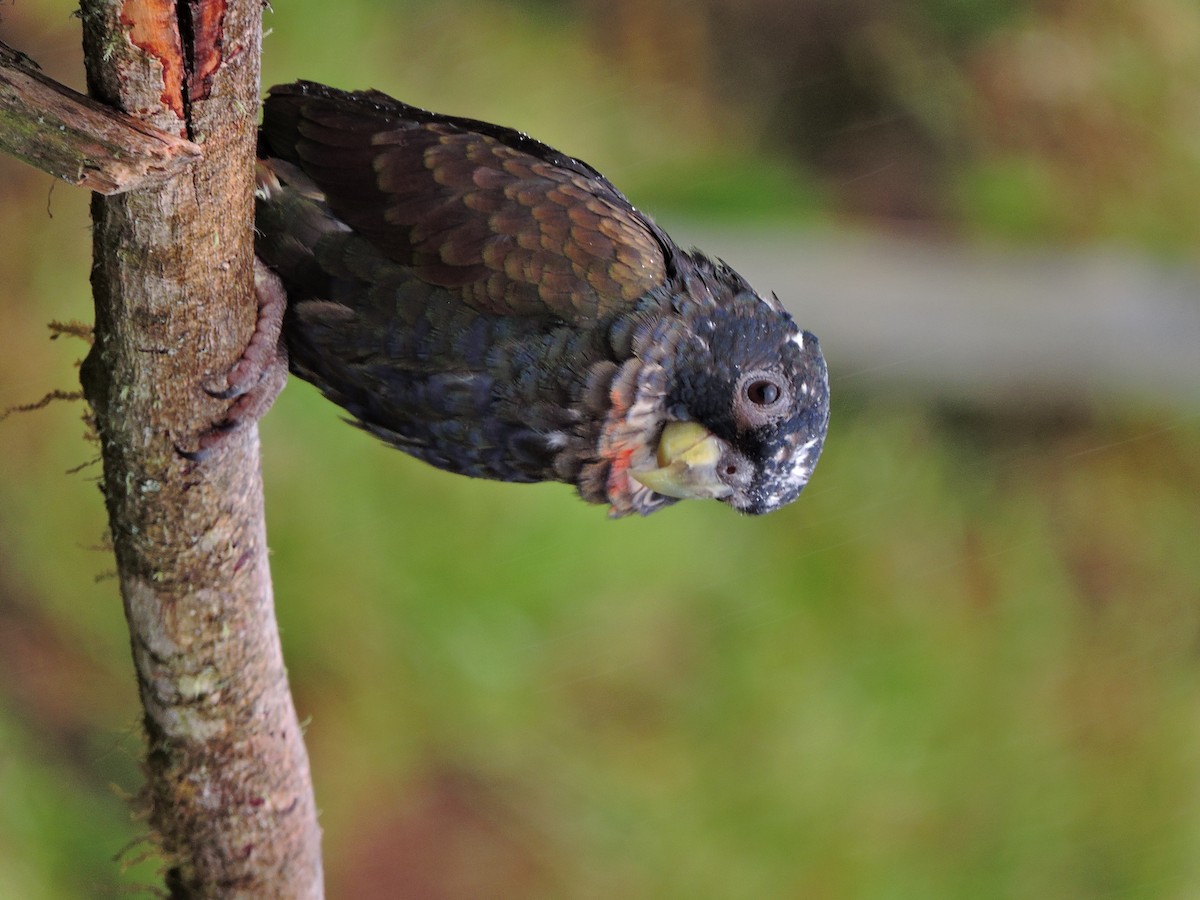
[178,260,289,461]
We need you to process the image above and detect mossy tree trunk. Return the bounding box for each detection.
[71,1,322,895]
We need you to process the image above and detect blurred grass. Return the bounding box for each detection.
[2,0,1200,897]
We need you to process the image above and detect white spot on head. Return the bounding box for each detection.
[752,290,785,313]
[790,331,805,351]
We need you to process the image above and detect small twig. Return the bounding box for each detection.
[0,389,85,423]
[0,39,202,194]
[65,456,102,476]
[49,320,96,343]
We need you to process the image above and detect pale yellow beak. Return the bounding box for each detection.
[631,421,733,501]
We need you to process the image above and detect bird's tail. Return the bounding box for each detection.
[254,158,354,303]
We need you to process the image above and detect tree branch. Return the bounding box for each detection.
[0,39,201,194]
[58,1,326,895]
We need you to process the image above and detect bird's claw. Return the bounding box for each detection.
[178,259,289,460]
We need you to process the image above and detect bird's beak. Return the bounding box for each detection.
[632,421,734,501]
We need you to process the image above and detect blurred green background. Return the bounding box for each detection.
[3,1,1200,897]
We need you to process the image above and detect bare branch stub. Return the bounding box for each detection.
[0,39,201,194]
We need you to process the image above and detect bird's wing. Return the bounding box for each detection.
[259,81,671,324]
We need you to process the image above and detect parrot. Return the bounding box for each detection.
[242,81,829,517]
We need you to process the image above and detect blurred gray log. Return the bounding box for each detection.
[680,227,1200,411]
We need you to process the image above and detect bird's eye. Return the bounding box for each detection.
[745,379,781,406]
[734,370,791,427]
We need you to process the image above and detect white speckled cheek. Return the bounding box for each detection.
[785,436,822,491]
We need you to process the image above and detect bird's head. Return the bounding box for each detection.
[601,255,830,517]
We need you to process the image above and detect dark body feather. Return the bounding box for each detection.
[256,81,829,516]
